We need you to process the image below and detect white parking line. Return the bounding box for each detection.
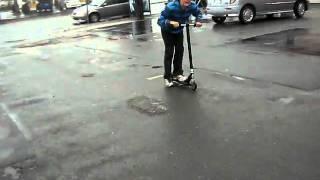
[147,75,163,80]
[1,103,32,141]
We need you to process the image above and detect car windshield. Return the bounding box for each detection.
[90,0,105,6]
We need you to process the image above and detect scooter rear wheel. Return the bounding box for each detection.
[191,82,197,91]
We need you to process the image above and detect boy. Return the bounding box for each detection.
[158,0,202,87]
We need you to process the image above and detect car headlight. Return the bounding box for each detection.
[79,11,87,16]
[229,0,236,4]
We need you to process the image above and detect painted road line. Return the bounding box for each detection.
[147,75,163,80]
[1,103,32,141]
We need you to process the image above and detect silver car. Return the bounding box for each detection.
[72,0,130,23]
[206,0,310,24]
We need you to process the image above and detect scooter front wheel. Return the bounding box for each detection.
[191,82,197,91]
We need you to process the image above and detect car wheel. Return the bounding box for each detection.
[212,17,226,24]
[36,4,41,12]
[64,3,69,9]
[89,13,100,23]
[239,5,255,24]
[294,0,306,18]
[22,3,31,14]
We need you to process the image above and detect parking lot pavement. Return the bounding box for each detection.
[0,4,320,180]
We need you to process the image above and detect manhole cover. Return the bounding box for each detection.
[127,96,167,116]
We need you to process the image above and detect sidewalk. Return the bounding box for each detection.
[0,8,72,24]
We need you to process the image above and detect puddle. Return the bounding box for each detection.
[128,64,139,68]
[14,39,60,48]
[14,34,98,48]
[231,75,246,81]
[0,52,21,58]
[268,96,295,105]
[3,166,21,180]
[128,64,159,68]
[0,125,10,140]
[108,36,121,40]
[94,19,156,41]
[152,66,162,69]
[8,96,49,108]
[127,96,167,116]
[241,28,320,56]
[0,148,14,161]
[136,37,149,42]
[81,73,95,78]
[5,39,26,43]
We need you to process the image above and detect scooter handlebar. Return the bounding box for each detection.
[180,23,196,27]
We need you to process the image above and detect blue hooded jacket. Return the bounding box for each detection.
[158,0,201,34]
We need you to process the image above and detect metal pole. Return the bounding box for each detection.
[12,0,20,14]
[135,0,144,20]
[186,24,193,69]
[86,0,89,23]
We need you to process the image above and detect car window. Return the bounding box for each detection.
[90,0,105,6]
[107,0,126,5]
[117,0,127,3]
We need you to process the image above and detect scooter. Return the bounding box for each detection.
[172,23,198,91]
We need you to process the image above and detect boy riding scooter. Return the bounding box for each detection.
[158,0,202,87]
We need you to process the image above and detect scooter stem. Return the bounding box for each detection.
[185,24,194,70]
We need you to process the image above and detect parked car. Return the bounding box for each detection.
[0,0,7,8]
[36,0,53,11]
[0,0,13,11]
[54,0,64,10]
[20,0,53,14]
[72,0,129,23]
[206,0,310,24]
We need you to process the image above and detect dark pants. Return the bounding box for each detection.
[161,30,184,80]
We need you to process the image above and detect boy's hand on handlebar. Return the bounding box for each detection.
[195,22,202,27]
[170,21,180,28]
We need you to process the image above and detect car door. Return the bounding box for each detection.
[263,0,280,12]
[98,0,121,18]
[107,0,126,16]
[277,0,295,11]
[240,0,271,15]
[98,0,112,17]
[115,0,129,16]
[265,0,293,12]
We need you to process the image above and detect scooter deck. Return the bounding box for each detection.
[172,79,197,91]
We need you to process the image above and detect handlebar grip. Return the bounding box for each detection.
[180,23,196,27]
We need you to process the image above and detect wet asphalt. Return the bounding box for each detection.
[0,5,320,180]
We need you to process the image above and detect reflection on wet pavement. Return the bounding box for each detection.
[241,28,320,56]
[91,19,158,41]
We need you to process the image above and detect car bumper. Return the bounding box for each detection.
[72,14,86,20]
[206,5,240,17]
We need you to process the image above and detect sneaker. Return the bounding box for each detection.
[164,79,173,87]
[173,74,187,82]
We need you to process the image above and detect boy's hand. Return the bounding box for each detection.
[195,22,202,27]
[170,21,180,28]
